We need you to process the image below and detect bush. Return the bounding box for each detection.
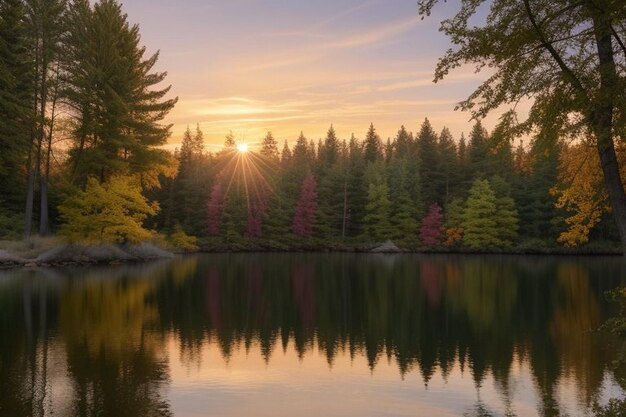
[168,227,199,252]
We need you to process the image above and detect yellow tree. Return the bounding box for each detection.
[58,175,159,243]
[552,142,626,246]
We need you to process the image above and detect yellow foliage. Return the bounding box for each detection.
[139,151,179,189]
[58,175,159,244]
[168,226,199,252]
[552,143,612,247]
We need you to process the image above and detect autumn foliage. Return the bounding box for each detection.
[292,174,318,238]
[58,176,158,244]
[419,203,444,247]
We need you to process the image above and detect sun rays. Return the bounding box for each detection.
[210,142,277,236]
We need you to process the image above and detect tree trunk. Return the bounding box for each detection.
[591,10,626,253]
[23,144,35,239]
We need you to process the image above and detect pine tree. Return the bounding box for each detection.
[489,175,519,247]
[462,179,501,249]
[261,131,279,161]
[416,118,441,206]
[292,173,318,238]
[345,134,367,237]
[319,125,339,167]
[444,198,464,247]
[363,123,382,163]
[419,203,444,247]
[395,125,412,158]
[363,165,393,242]
[438,127,458,204]
[387,156,418,246]
[467,121,489,179]
[0,0,32,237]
[207,181,224,236]
[65,0,177,185]
[281,140,291,165]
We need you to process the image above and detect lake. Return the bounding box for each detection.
[0,254,625,417]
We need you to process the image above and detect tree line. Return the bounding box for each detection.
[151,120,621,251]
[0,0,623,253]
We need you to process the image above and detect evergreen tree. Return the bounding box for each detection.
[438,127,458,204]
[462,179,501,249]
[0,0,32,237]
[175,125,207,233]
[363,123,382,163]
[319,125,339,167]
[395,125,412,158]
[363,164,392,242]
[261,131,279,161]
[489,176,519,248]
[207,181,224,236]
[345,134,367,237]
[416,118,441,206]
[65,0,177,185]
[387,156,418,246]
[467,121,489,179]
[444,198,464,247]
[281,140,291,165]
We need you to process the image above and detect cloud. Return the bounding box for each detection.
[325,16,418,49]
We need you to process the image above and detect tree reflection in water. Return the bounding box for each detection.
[0,254,624,417]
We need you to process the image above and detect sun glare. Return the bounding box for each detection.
[237,143,249,153]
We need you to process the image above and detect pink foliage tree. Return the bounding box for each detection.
[419,203,444,247]
[207,181,224,236]
[246,196,268,238]
[292,173,318,238]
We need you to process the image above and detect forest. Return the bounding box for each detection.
[0,0,624,253]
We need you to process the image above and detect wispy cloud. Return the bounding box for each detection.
[326,16,418,49]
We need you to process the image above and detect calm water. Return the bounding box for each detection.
[1,254,625,417]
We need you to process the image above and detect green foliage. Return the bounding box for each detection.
[65,0,177,185]
[58,176,158,244]
[462,179,501,250]
[490,176,519,247]
[363,181,393,242]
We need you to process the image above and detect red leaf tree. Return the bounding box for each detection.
[207,181,224,236]
[292,173,318,238]
[419,203,444,247]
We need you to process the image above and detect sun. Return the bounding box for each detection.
[237,143,249,153]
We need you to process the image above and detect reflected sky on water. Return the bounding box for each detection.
[1,254,625,417]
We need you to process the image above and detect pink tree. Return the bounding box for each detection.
[246,196,268,238]
[292,174,318,238]
[419,203,444,247]
[207,181,224,236]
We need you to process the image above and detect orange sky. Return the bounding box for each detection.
[122,1,526,151]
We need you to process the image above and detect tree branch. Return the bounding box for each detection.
[522,0,588,97]
[610,24,626,61]
[538,1,585,27]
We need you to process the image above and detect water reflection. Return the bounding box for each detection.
[0,254,624,416]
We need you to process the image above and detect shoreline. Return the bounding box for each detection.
[2,242,623,270]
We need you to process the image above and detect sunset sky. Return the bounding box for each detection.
[123,0,503,150]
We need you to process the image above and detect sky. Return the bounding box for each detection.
[121,0,503,150]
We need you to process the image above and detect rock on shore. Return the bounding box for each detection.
[370,240,402,253]
[0,242,175,269]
